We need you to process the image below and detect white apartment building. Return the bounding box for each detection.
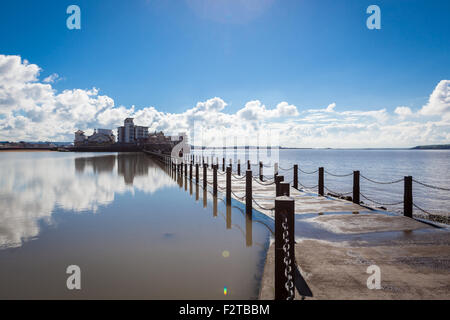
[117,118,148,143]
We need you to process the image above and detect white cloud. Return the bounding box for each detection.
[43,73,59,83]
[419,80,450,118]
[394,106,413,119]
[0,54,449,148]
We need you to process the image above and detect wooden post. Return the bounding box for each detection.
[238,159,241,176]
[185,162,187,177]
[195,163,199,184]
[275,196,295,300]
[404,176,413,218]
[222,158,225,171]
[293,164,298,190]
[203,164,207,189]
[259,161,263,181]
[181,162,183,175]
[226,166,231,204]
[189,162,193,180]
[213,165,218,196]
[353,171,360,204]
[247,160,251,170]
[246,170,252,215]
[318,167,324,196]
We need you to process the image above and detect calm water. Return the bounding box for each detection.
[194,149,450,218]
[0,152,270,299]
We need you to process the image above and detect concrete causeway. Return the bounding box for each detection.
[198,166,450,300]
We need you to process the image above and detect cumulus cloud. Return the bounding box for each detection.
[0,54,449,147]
[394,106,413,119]
[419,80,450,118]
[43,73,60,83]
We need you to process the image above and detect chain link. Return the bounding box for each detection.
[360,174,403,185]
[298,168,319,175]
[324,186,353,196]
[360,193,403,206]
[324,170,353,177]
[281,216,294,300]
[412,179,450,192]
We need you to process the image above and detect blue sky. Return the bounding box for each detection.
[0,0,449,146]
[0,0,448,112]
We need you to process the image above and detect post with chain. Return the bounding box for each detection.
[195,163,199,184]
[293,164,298,190]
[404,176,413,218]
[246,170,252,215]
[203,164,207,189]
[259,161,263,181]
[353,171,360,204]
[318,167,324,196]
[275,195,295,300]
[222,158,225,172]
[226,166,232,204]
[237,159,241,176]
[213,165,218,196]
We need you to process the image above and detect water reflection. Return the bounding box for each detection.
[0,152,175,249]
[0,152,271,299]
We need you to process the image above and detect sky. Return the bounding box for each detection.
[0,0,449,147]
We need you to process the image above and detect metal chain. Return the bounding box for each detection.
[413,203,433,215]
[324,186,352,196]
[252,177,276,186]
[324,170,353,177]
[231,190,246,200]
[232,173,246,180]
[252,198,275,211]
[279,166,294,171]
[412,179,450,192]
[360,193,404,206]
[281,216,295,300]
[298,182,318,189]
[298,168,319,175]
[360,174,403,185]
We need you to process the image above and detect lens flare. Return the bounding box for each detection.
[224,287,228,295]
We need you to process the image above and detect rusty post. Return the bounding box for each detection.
[404,176,413,218]
[275,196,295,300]
[203,164,207,189]
[259,161,263,181]
[318,167,324,196]
[277,182,290,197]
[353,171,360,204]
[293,164,298,190]
[275,175,284,197]
[226,166,231,204]
[213,165,218,196]
[195,163,199,184]
[246,170,252,215]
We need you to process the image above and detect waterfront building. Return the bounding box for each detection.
[74,129,115,146]
[117,118,148,144]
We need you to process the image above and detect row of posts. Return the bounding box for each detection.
[158,152,415,298]
[160,153,296,300]
[172,155,414,218]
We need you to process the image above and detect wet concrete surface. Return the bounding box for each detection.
[181,165,450,299]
